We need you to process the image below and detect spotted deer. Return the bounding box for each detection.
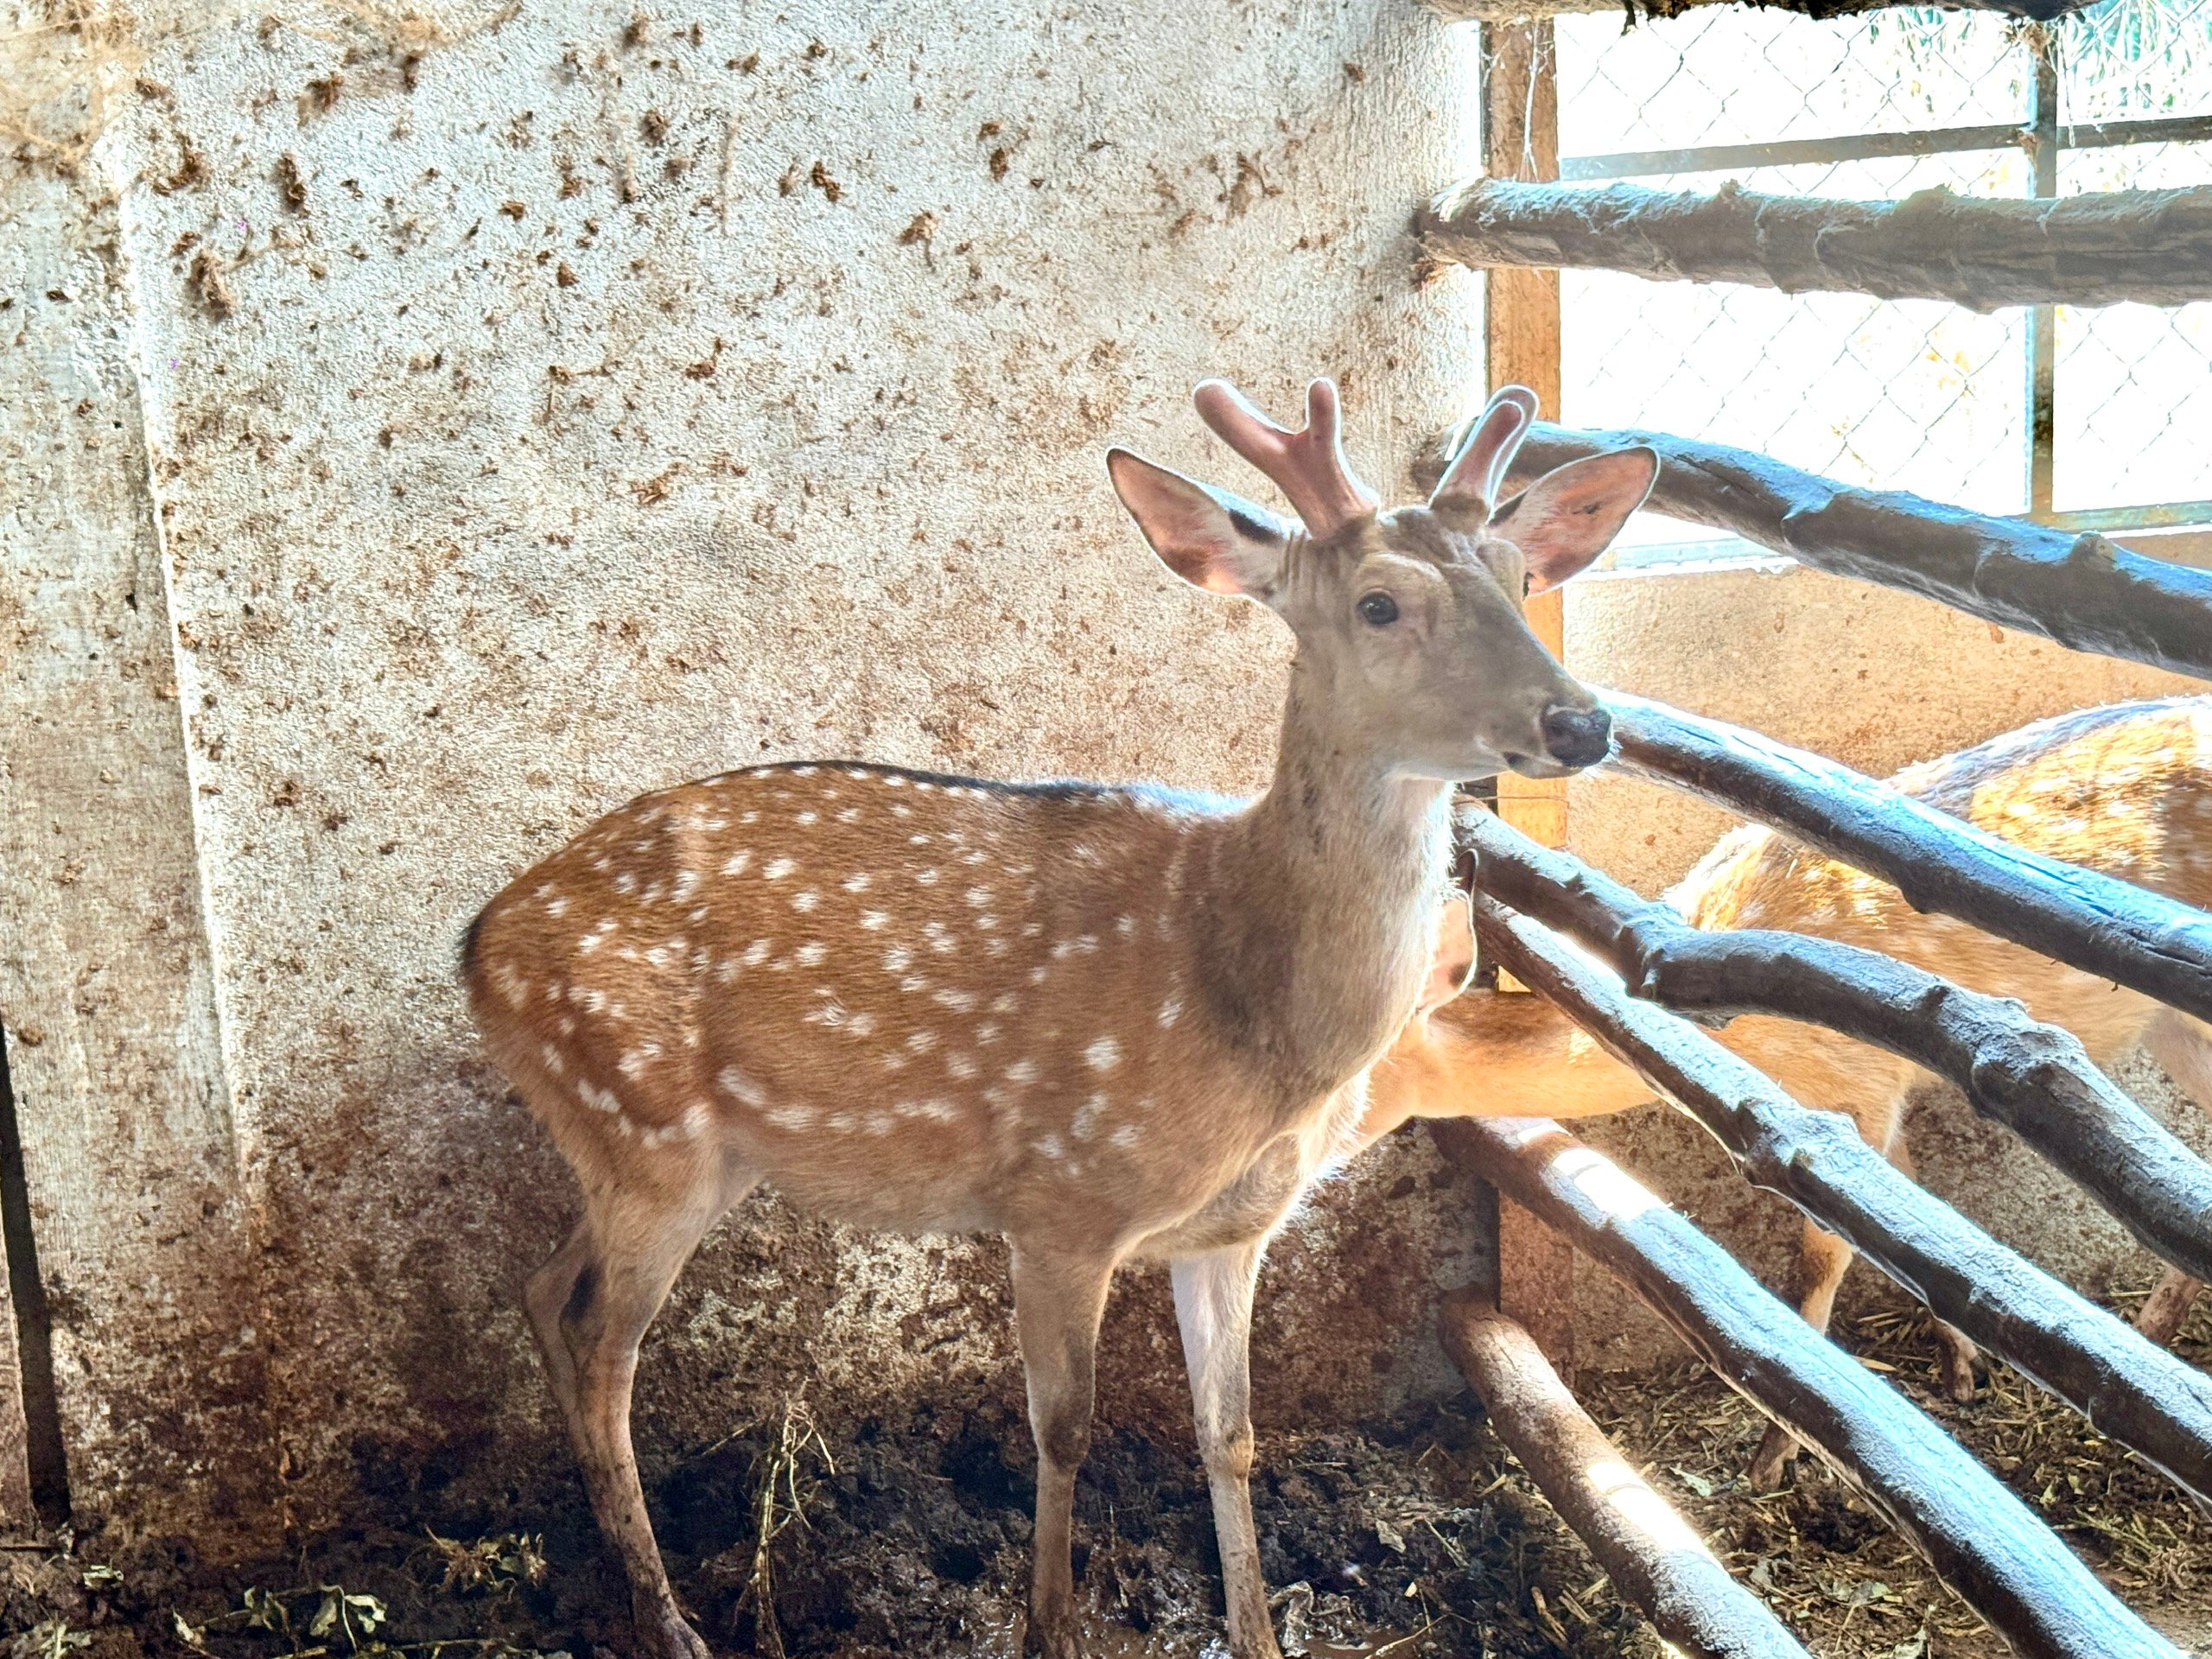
[1360,696,2212,1489]
[462,378,1659,1659]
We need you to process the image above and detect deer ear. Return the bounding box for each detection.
[1491,447,1658,594]
[1417,892,1477,1016]
[1107,448,1292,600]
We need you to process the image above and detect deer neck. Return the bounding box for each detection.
[1200,669,1452,1107]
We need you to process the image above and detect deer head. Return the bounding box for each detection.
[1105,380,1656,781]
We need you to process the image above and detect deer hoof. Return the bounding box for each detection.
[1745,1426,1796,1492]
[1025,1608,1084,1659]
[1941,1351,1983,1404]
[635,1605,713,1659]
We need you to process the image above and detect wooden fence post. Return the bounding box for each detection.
[1480,16,1576,1370]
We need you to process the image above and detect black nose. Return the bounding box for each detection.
[1540,703,1612,770]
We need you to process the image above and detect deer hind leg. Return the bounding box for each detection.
[1749,1088,1928,1489]
[1172,1238,1282,1659]
[2135,1012,2212,1346]
[1010,1243,1118,1659]
[548,1155,753,1659]
[1879,1130,1981,1402]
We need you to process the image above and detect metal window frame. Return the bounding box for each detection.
[1560,34,2212,538]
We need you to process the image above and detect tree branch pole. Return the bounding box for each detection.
[1437,1291,1812,1659]
[1410,427,2212,681]
[1456,859,2212,1514]
[1420,178,2212,310]
[1426,0,2093,21]
[1599,695,2212,1024]
[1430,1113,2179,1659]
[1460,807,2212,1287]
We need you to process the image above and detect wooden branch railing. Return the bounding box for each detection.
[1409,426,2212,681]
[1426,0,2093,22]
[1601,694,2212,1024]
[1431,1113,2182,1659]
[1419,179,2212,310]
[1456,850,2212,1511]
[1461,807,2212,1287]
[1437,1291,1813,1659]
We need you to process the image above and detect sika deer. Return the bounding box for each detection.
[463,378,1658,1659]
[1362,697,2212,1488]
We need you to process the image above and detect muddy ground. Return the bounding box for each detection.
[5,1279,2211,1659]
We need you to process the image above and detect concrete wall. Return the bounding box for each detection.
[1558,558,2209,1372]
[1,0,1488,1547]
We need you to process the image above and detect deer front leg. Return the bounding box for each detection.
[1747,1217,1857,1490]
[1172,1239,1282,1659]
[1012,1244,1118,1659]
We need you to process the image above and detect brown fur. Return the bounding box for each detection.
[1369,696,2212,1482]
[463,381,1654,1659]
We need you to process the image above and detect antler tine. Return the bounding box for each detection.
[1192,376,1379,538]
[1428,384,1540,519]
[1482,386,1539,507]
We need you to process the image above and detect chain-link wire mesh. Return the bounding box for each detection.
[1548,0,2212,563]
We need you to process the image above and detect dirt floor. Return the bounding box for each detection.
[6,1279,2212,1659]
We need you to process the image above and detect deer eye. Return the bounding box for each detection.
[1522,572,1534,598]
[1357,591,1399,627]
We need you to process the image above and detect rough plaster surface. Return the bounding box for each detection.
[2,0,1490,1547]
[1556,560,2208,1372]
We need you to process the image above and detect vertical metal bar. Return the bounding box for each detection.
[1478,17,1576,1372]
[2025,29,2060,516]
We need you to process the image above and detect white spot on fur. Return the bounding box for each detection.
[722,849,753,875]
[965,887,993,907]
[765,856,797,880]
[1110,1124,1141,1150]
[861,910,889,930]
[1072,1094,1109,1140]
[796,810,818,826]
[843,873,872,893]
[617,1042,662,1080]
[792,889,820,912]
[915,868,940,886]
[1158,992,1184,1028]
[578,1079,622,1115]
[899,975,931,993]
[884,945,914,972]
[718,1065,766,1106]
[1033,1133,1066,1161]
[976,1021,1001,1044]
[933,988,978,1013]
[907,1029,939,1052]
[545,894,570,918]
[945,1052,979,1079]
[766,1104,816,1130]
[538,1044,567,1075]
[836,806,862,823]
[796,942,828,966]
[673,869,701,901]
[1007,1058,1039,1084]
[847,1011,878,1037]
[1085,1036,1122,1071]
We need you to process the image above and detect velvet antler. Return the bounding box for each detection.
[1192,377,1380,539]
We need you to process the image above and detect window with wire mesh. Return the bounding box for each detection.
[1552,0,2212,568]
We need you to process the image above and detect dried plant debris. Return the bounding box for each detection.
[3,1281,2209,1658]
